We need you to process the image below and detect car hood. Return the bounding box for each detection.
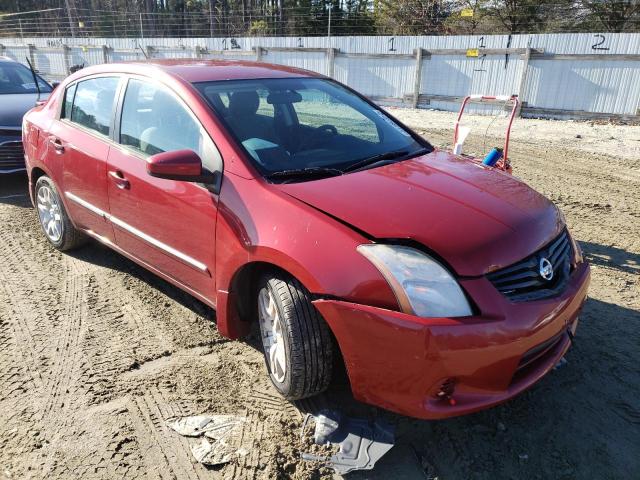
[276,150,564,277]
[0,93,48,127]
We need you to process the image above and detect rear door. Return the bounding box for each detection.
[106,77,222,300]
[50,75,121,241]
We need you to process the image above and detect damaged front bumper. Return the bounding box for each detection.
[313,261,590,420]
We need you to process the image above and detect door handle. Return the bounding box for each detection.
[108,170,130,190]
[49,137,64,154]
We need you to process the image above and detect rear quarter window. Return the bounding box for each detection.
[62,83,77,120]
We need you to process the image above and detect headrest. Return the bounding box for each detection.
[229,91,259,117]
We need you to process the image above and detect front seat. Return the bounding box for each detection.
[226,91,276,142]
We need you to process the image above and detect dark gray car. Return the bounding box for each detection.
[0,57,53,173]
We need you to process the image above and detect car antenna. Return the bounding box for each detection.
[25,57,41,103]
[137,42,149,59]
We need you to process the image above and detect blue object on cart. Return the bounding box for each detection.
[482,147,503,167]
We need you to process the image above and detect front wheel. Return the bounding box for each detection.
[35,176,86,251]
[257,274,333,400]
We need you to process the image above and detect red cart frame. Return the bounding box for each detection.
[453,94,520,173]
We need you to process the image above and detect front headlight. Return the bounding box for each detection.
[358,244,473,318]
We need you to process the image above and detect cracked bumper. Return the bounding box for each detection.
[313,261,590,420]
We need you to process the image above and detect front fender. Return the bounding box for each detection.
[214,173,398,338]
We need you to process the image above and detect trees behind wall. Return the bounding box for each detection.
[0,0,638,37]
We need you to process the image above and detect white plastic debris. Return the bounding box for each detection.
[166,414,245,438]
[191,437,249,466]
[166,415,248,466]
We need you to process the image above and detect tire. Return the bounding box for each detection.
[35,176,86,251]
[257,273,333,400]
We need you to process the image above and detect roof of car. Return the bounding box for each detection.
[92,59,323,83]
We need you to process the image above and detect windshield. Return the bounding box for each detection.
[0,62,52,95]
[194,78,430,181]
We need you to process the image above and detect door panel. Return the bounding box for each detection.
[49,119,113,240]
[106,147,217,298]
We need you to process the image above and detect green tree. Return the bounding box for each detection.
[375,0,451,35]
[581,0,640,32]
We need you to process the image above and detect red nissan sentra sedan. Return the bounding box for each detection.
[22,60,590,419]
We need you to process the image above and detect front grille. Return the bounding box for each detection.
[0,128,22,137]
[0,141,25,170]
[487,230,573,302]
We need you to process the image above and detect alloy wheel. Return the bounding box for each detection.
[36,184,63,243]
[258,287,287,383]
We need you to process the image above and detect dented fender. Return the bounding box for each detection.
[214,172,398,338]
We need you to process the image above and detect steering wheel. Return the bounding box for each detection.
[298,124,338,150]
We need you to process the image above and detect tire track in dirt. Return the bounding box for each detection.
[0,208,63,395]
[42,273,87,415]
[76,270,185,406]
[38,272,94,478]
[127,387,208,480]
[221,411,271,480]
[0,304,30,402]
[0,204,67,477]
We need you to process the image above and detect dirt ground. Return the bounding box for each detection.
[0,108,638,480]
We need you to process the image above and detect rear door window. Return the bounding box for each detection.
[69,77,119,137]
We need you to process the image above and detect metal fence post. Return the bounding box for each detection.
[62,44,70,73]
[146,45,154,59]
[254,46,263,61]
[412,48,423,108]
[102,45,110,64]
[326,47,337,78]
[516,47,532,117]
[0,44,5,58]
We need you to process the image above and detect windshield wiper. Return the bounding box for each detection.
[342,148,429,174]
[266,167,343,183]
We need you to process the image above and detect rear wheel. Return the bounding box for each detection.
[257,274,333,400]
[35,176,86,251]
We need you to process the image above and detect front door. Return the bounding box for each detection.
[106,77,222,300]
[52,76,121,242]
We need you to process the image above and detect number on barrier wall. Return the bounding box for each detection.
[592,34,610,51]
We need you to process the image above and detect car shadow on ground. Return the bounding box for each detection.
[580,240,640,275]
[69,240,217,322]
[0,172,30,207]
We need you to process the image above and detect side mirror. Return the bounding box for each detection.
[146,149,220,189]
[147,149,202,179]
